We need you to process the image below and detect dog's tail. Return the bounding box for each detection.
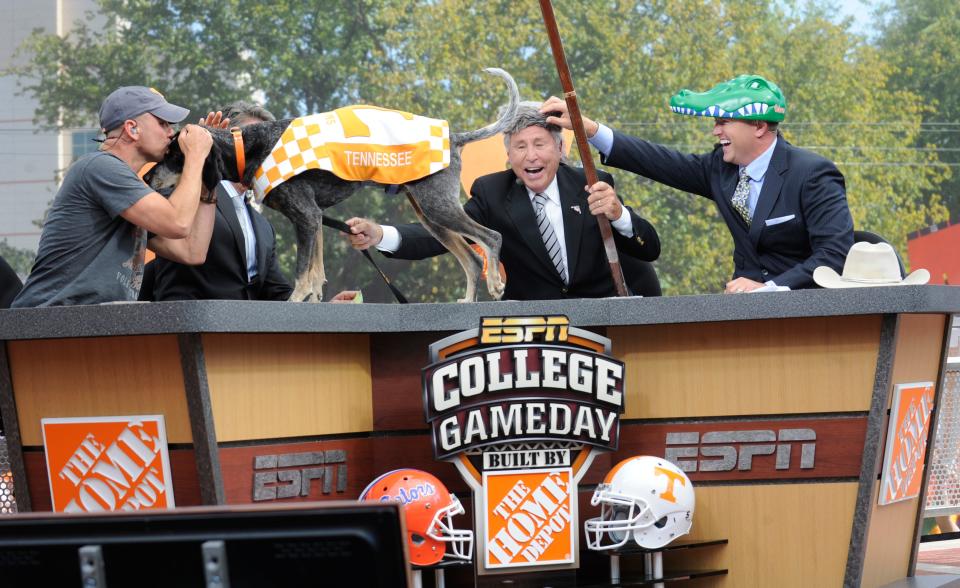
[450,68,519,147]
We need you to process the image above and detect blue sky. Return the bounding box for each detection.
[775,0,881,36]
[835,0,876,35]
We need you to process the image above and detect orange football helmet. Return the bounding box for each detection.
[360,469,473,566]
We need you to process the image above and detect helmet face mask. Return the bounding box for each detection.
[426,494,473,561]
[360,469,474,566]
[584,456,695,551]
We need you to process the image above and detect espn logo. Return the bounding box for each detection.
[253,450,347,501]
[480,316,569,344]
[665,428,816,473]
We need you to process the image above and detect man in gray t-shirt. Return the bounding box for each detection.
[13,86,217,307]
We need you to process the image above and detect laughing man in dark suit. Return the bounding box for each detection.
[542,75,854,293]
[345,102,660,300]
[150,102,292,301]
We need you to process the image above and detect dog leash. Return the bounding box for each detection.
[231,127,246,182]
[320,215,409,304]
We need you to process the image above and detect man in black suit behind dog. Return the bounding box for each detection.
[149,102,293,301]
[346,103,660,300]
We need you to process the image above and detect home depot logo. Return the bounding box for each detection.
[484,469,574,568]
[879,382,935,505]
[42,416,174,513]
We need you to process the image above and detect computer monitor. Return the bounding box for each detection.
[0,501,410,587]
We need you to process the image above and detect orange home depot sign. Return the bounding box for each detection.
[41,415,174,513]
[879,382,935,505]
[484,469,575,569]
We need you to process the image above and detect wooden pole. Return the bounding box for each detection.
[538,0,629,296]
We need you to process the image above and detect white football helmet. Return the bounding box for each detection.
[584,455,695,550]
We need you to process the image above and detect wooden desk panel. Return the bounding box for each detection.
[202,333,373,442]
[611,316,882,419]
[8,335,192,444]
[666,483,858,587]
[861,313,946,586]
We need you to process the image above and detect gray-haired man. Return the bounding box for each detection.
[346,102,660,300]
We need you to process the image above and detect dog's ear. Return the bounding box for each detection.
[215,143,229,186]
[201,141,223,191]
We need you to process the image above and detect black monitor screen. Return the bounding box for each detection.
[0,501,409,588]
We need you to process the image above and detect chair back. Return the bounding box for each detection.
[0,255,23,309]
[622,257,661,297]
[853,230,906,278]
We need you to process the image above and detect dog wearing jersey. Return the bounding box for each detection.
[146,68,518,302]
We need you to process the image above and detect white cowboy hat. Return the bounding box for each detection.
[813,241,929,288]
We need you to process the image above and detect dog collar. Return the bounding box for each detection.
[231,127,247,185]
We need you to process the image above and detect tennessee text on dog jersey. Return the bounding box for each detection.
[252,106,450,201]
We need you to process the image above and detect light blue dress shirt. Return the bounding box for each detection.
[740,137,777,218]
[221,181,258,281]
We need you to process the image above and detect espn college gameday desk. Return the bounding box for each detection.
[1,286,958,587]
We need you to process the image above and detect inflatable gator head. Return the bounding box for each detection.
[669,75,787,122]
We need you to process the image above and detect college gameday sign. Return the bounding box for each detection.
[423,316,624,574]
[41,415,174,513]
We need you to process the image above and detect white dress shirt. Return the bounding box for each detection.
[377,175,635,271]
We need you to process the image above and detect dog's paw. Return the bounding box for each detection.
[487,280,505,300]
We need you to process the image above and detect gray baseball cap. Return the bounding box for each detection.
[98,86,190,132]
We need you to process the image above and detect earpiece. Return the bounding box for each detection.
[130,126,139,135]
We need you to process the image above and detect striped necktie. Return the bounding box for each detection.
[534,193,567,284]
[731,168,752,225]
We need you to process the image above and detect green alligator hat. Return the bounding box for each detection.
[669,74,787,122]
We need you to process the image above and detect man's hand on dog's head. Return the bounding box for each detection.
[199,111,231,130]
[178,125,213,160]
[345,217,383,250]
[540,96,599,138]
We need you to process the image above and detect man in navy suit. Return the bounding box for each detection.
[543,75,854,293]
[150,102,292,301]
[345,103,660,300]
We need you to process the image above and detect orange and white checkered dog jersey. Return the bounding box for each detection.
[252,106,450,202]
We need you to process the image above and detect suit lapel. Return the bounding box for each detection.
[748,139,788,245]
[557,166,585,280]
[217,184,248,269]
[506,175,558,275]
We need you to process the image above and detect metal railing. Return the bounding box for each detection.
[0,435,18,514]
[925,316,960,518]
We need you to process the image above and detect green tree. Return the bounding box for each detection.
[373,0,946,291]
[876,0,959,215]
[6,0,949,298]
[0,240,35,278]
[6,0,414,299]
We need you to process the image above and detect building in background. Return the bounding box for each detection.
[0,0,99,254]
[908,217,960,285]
